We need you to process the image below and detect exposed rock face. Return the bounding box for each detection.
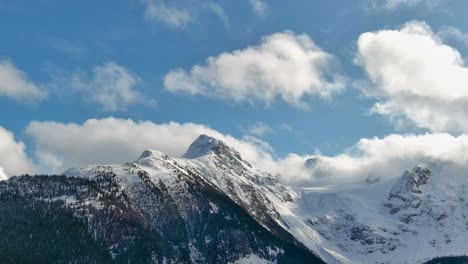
[389,165,431,198]
[385,165,431,215]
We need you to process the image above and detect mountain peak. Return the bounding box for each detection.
[403,164,431,192]
[389,164,431,200]
[183,134,242,160]
[138,149,168,160]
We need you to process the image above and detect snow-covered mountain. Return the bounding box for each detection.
[180,135,468,263]
[294,162,468,264]
[1,134,467,263]
[0,135,322,263]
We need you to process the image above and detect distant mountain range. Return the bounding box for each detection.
[0,135,467,263]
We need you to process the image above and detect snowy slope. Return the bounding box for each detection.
[283,162,468,264]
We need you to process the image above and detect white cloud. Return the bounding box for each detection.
[0,60,47,101]
[245,122,272,136]
[164,31,345,109]
[0,168,7,181]
[249,0,269,17]
[0,126,37,178]
[25,117,274,173]
[71,62,151,112]
[356,21,468,133]
[439,26,468,48]
[275,133,468,186]
[144,0,193,28]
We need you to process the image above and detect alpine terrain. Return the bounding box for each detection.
[1,135,467,263]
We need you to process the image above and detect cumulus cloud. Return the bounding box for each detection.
[25,117,274,173]
[71,62,152,112]
[144,0,193,28]
[0,127,37,178]
[356,21,468,133]
[164,31,345,109]
[0,60,47,101]
[249,0,269,17]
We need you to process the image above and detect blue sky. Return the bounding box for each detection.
[1,0,468,182]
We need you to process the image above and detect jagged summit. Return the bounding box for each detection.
[389,164,431,199]
[138,149,168,160]
[183,134,242,160]
[384,164,432,216]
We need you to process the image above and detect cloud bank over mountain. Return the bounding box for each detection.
[20,119,468,188]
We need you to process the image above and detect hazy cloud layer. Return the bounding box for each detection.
[245,122,272,136]
[249,0,269,16]
[71,62,151,112]
[143,0,193,28]
[164,31,345,109]
[375,0,438,9]
[142,0,230,29]
[356,21,468,133]
[203,2,230,28]
[439,26,468,47]
[0,60,47,101]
